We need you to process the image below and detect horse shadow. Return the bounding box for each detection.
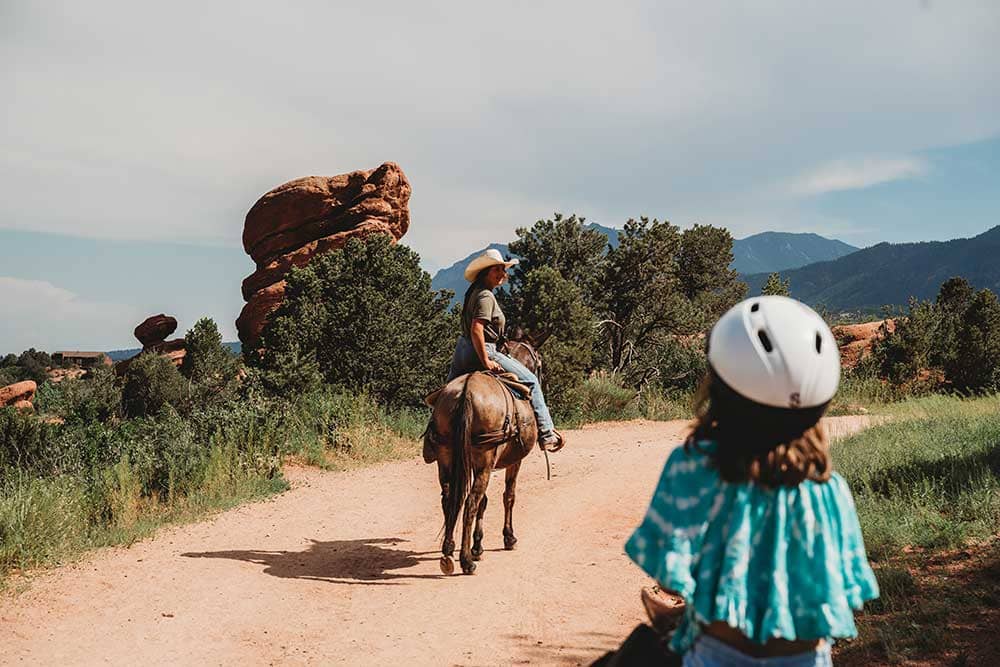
[182,537,443,586]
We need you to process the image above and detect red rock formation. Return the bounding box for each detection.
[0,380,36,409]
[135,314,178,348]
[832,320,895,368]
[237,162,411,347]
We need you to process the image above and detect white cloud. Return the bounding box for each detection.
[785,157,929,197]
[0,277,144,354]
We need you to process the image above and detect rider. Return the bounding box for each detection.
[446,248,563,451]
[624,296,878,666]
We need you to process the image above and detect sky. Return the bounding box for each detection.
[1,1,999,354]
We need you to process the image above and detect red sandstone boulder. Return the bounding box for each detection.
[237,162,411,347]
[135,314,178,348]
[236,281,287,349]
[0,380,37,408]
[832,320,895,368]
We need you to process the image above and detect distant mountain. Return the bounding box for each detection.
[106,341,242,362]
[743,226,1000,311]
[431,226,855,304]
[731,232,858,275]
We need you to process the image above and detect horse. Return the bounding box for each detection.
[423,371,539,575]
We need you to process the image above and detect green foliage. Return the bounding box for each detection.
[760,272,790,296]
[650,337,708,394]
[868,278,1000,395]
[121,353,186,418]
[507,213,608,307]
[256,235,456,408]
[597,218,745,381]
[506,267,594,411]
[556,372,689,427]
[181,317,241,405]
[0,348,52,385]
[949,289,1000,393]
[872,299,941,390]
[35,367,122,424]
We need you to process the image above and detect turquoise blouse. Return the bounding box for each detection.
[624,442,879,655]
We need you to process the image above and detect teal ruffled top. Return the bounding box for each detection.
[625,442,879,655]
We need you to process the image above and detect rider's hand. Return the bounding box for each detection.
[486,359,503,373]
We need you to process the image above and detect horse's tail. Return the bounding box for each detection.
[444,374,475,535]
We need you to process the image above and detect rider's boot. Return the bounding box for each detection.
[539,429,565,451]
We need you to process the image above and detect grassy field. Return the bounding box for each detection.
[832,394,1000,664]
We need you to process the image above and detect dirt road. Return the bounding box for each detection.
[0,417,872,666]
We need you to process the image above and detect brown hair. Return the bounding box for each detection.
[686,371,832,487]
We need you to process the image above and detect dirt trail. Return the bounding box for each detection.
[0,417,873,666]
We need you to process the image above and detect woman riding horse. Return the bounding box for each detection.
[447,248,563,450]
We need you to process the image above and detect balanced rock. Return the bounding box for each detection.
[237,162,411,347]
[135,314,178,348]
[0,380,37,408]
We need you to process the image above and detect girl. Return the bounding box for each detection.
[625,296,879,666]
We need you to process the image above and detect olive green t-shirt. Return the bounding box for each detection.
[461,287,505,343]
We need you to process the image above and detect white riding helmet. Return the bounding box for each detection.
[707,296,840,409]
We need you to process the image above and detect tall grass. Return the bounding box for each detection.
[834,394,1000,558]
[0,388,425,583]
[555,372,691,428]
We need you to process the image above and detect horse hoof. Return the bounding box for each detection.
[504,538,518,551]
[461,560,477,575]
[472,550,482,561]
[439,556,455,575]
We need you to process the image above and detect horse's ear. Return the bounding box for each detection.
[510,326,525,341]
[532,330,553,348]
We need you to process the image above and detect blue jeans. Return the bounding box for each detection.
[446,336,555,434]
[683,635,832,667]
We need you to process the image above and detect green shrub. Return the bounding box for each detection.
[255,235,455,408]
[181,317,241,405]
[121,353,186,418]
[35,367,122,423]
[0,408,63,473]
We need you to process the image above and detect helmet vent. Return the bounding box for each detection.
[750,302,760,313]
[757,330,774,353]
[815,332,823,354]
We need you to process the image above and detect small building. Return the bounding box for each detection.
[52,351,112,369]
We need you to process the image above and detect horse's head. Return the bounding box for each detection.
[503,328,543,380]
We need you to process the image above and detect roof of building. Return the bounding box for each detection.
[53,351,110,358]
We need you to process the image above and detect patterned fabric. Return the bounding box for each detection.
[625,442,879,655]
[683,635,832,667]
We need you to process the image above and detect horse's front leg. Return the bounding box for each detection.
[503,462,521,550]
[460,466,491,575]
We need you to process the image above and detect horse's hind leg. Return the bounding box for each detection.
[503,462,521,550]
[460,466,491,575]
[437,457,456,575]
[471,495,487,561]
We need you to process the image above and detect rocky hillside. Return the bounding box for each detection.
[743,225,1000,311]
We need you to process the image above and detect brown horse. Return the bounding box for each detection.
[424,372,538,575]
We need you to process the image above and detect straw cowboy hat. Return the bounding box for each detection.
[464,248,519,282]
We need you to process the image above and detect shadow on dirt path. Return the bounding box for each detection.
[182,537,444,585]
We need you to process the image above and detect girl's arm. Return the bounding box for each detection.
[470,319,503,372]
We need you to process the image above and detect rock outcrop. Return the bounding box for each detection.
[832,320,895,368]
[134,315,178,348]
[237,162,411,347]
[116,314,188,374]
[0,380,36,411]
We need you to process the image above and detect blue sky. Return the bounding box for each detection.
[1,1,998,354]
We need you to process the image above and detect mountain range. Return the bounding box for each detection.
[743,225,1000,312]
[430,228,857,303]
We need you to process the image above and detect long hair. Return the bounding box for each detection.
[462,268,493,315]
[686,370,832,487]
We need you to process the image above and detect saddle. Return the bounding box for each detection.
[423,372,531,407]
